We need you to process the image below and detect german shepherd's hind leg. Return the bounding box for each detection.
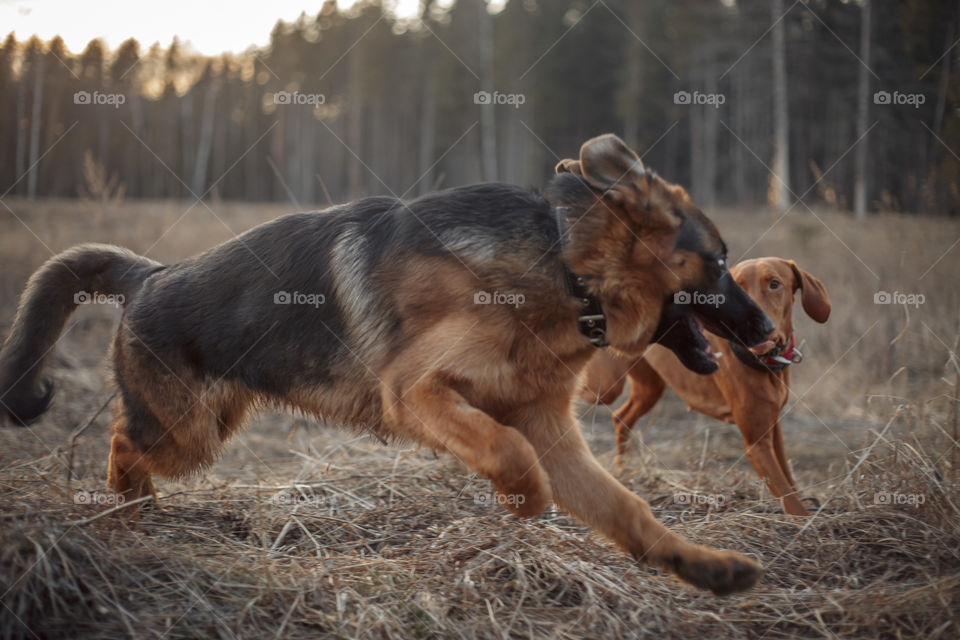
[509,402,762,595]
[107,416,158,514]
[382,373,551,517]
[106,332,251,516]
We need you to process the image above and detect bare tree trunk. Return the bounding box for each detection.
[500,103,523,183]
[689,54,706,203]
[929,19,955,213]
[129,93,145,196]
[191,80,218,196]
[180,93,194,198]
[702,64,719,209]
[621,1,643,149]
[26,56,44,199]
[734,68,747,204]
[346,45,364,199]
[245,92,263,201]
[14,76,26,192]
[477,0,497,182]
[301,108,316,206]
[368,101,385,195]
[417,55,437,195]
[771,0,790,212]
[853,0,872,218]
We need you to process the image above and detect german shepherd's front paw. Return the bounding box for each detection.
[492,462,551,518]
[657,548,763,595]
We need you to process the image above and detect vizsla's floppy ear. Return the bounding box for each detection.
[578,133,646,196]
[787,260,831,323]
[555,158,582,175]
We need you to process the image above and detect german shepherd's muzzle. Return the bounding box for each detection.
[650,208,774,375]
[0,134,767,595]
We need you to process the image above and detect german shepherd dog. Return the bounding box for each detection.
[0,134,773,595]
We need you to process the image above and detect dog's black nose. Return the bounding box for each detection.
[759,313,775,336]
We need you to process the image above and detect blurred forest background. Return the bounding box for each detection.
[0,0,957,215]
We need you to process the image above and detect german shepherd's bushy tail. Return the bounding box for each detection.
[0,244,162,424]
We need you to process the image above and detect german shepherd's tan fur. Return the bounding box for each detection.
[0,134,773,595]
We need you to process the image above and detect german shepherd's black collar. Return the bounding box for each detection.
[553,206,608,348]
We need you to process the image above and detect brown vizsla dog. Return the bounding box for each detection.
[581,258,830,516]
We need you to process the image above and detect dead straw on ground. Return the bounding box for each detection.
[1,411,957,640]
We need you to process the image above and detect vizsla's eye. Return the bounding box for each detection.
[769,279,781,290]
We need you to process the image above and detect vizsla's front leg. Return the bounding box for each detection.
[734,409,808,516]
[771,419,799,492]
[614,359,666,456]
[508,404,763,595]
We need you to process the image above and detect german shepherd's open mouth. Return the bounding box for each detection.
[650,213,774,375]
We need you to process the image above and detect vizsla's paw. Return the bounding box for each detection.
[783,494,813,516]
[657,548,763,596]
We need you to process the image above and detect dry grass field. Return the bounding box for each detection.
[0,197,958,639]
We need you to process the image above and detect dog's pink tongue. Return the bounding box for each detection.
[749,340,776,354]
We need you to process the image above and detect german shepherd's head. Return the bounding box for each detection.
[549,134,773,372]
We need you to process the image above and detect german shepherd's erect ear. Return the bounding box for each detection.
[554,158,581,175]
[578,133,645,195]
[574,134,681,233]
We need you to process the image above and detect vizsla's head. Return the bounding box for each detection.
[731,258,831,356]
